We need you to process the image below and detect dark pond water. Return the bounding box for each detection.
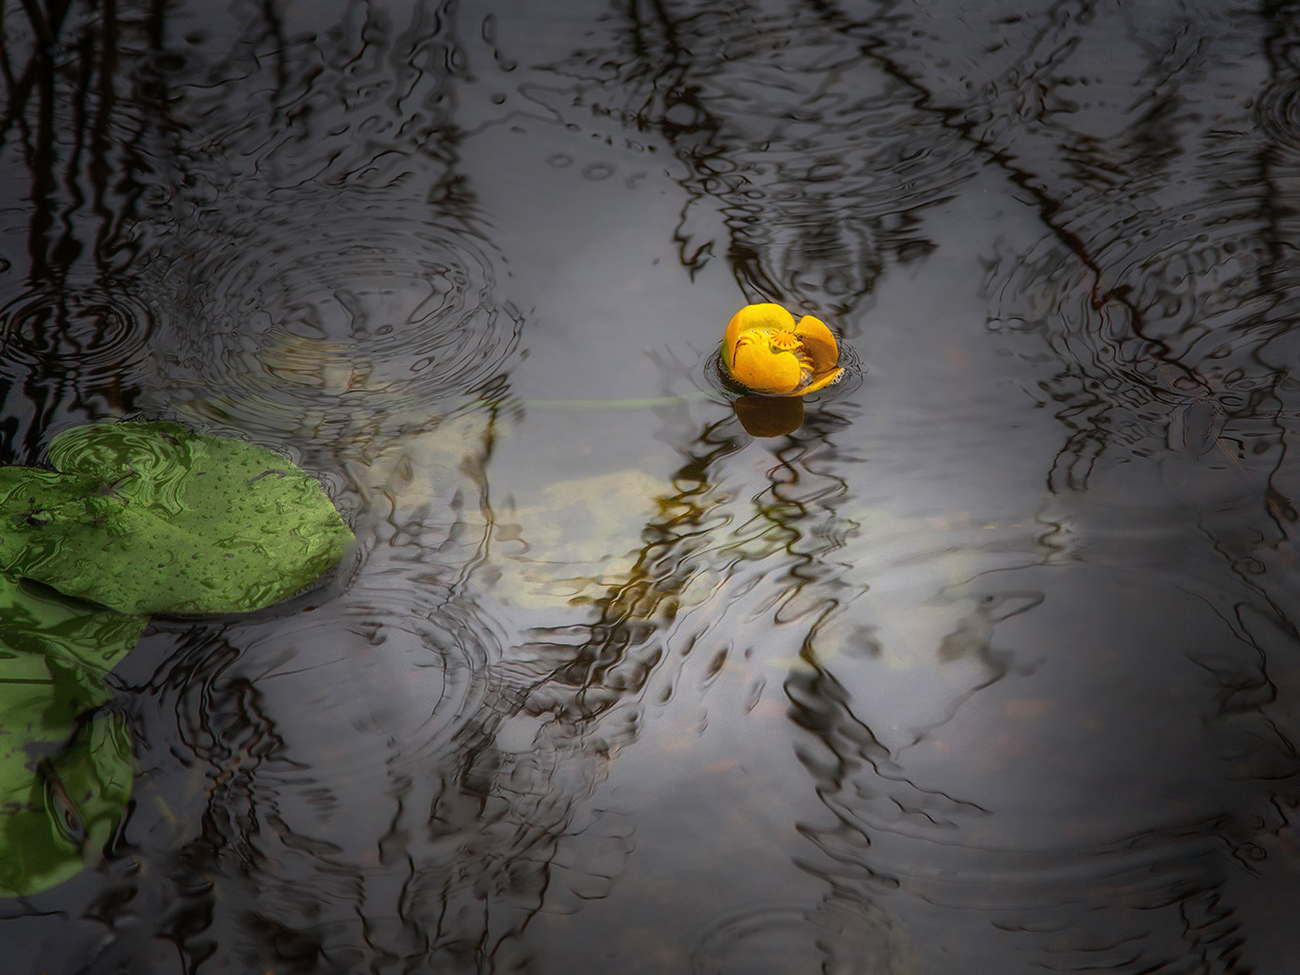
[4,0,1300,972]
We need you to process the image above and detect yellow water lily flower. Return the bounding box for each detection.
[722,303,845,396]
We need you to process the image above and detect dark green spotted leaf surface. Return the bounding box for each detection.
[0,570,143,896]
[0,421,354,614]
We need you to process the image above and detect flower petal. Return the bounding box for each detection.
[724,303,796,359]
[795,367,845,395]
[731,341,803,395]
[792,315,839,373]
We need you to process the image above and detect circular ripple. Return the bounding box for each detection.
[1256,79,1300,156]
[150,207,520,446]
[984,172,1281,485]
[0,287,155,382]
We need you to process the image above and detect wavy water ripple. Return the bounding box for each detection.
[544,4,967,320]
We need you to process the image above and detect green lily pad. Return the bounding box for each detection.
[0,569,144,896]
[0,568,148,674]
[0,421,354,614]
[0,705,134,898]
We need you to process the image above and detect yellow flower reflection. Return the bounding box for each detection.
[722,303,845,396]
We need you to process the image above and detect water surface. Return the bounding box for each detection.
[3,1,1300,973]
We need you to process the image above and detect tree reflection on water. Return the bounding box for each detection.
[0,0,166,459]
